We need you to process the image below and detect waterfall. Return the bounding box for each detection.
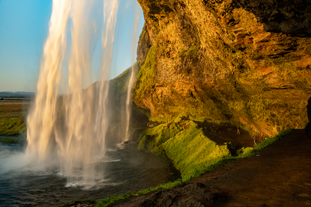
[26,0,122,187]
[124,3,141,142]
[26,0,72,165]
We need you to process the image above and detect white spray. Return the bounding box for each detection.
[26,0,72,165]
[26,0,120,187]
[125,2,141,142]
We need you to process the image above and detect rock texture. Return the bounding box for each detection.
[111,182,226,207]
[134,0,311,136]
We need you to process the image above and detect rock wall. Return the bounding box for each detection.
[134,0,311,136]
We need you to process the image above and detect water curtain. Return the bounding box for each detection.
[26,0,138,187]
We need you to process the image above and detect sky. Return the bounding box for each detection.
[0,0,144,92]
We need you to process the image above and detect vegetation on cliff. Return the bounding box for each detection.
[139,116,240,181]
[94,179,182,207]
[162,121,231,181]
[137,114,293,182]
[133,44,157,105]
[134,0,311,137]
[93,126,292,207]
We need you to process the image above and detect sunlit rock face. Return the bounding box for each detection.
[134,0,311,136]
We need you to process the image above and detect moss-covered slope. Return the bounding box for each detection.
[134,0,311,137]
[138,117,231,181]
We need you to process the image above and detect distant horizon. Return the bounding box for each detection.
[0,0,144,92]
[0,65,131,93]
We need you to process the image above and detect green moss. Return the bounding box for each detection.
[236,147,253,156]
[167,99,222,120]
[162,121,231,181]
[94,129,291,207]
[134,44,157,103]
[140,115,291,183]
[148,114,206,126]
[0,116,26,136]
[139,120,231,181]
[172,113,188,123]
[178,45,198,56]
[188,116,209,122]
[138,122,182,156]
[149,116,167,123]
[238,129,292,158]
[95,179,182,207]
[95,195,131,207]
[139,29,146,42]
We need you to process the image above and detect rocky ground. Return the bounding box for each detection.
[107,129,311,207]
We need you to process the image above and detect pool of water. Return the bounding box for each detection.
[0,141,176,207]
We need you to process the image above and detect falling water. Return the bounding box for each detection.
[59,0,98,186]
[26,0,72,166]
[125,3,141,142]
[26,0,121,187]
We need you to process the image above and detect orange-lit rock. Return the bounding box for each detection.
[134,0,311,136]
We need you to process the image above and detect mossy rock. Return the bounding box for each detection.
[138,120,231,181]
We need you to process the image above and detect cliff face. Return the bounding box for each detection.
[134,0,311,136]
[134,0,311,135]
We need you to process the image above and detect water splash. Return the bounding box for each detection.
[26,0,120,188]
[125,3,141,142]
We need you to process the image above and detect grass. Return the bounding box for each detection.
[0,116,26,136]
[95,179,182,207]
[92,128,292,207]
